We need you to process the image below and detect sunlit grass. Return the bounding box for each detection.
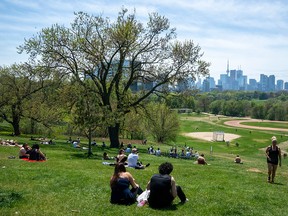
[1,117,288,215]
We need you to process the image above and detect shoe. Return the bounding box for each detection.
[145,163,150,167]
[180,198,189,204]
[267,177,271,183]
[137,200,147,207]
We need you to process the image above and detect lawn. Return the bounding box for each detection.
[1,116,288,216]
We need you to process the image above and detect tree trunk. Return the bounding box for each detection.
[108,123,120,148]
[11,104,21,136]
[12,120,21,136]
[87,126,93,157]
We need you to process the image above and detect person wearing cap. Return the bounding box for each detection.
[266,136,281,183]
[127,148,149,169]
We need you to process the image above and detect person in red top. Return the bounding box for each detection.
[266,136,281,183]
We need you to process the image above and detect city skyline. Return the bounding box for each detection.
[1,0,287,82]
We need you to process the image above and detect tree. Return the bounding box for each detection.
[72,81,105,156]
[145,103,179,143]
[0,63,60,135]
[19,9,209,147]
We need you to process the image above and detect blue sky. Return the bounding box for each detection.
[0,0,287,82]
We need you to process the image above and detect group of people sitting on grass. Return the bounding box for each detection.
[110,161,188,208]
[103,148,150,169]
[18,143,46,161]
[168,146,199,159]
[147,146,161,156]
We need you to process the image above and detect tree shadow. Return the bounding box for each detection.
[70,152,99,159]
[0,190,22,207]
[148,201,187,211]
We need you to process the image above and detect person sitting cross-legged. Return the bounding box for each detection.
[147,162,187,208]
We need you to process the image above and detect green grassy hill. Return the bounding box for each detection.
[1,116,288,216]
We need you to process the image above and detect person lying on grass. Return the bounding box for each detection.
[110,163,143,205]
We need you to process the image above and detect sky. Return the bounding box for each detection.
[0,0,288,82]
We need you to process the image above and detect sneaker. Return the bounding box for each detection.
[180,198,189,204]
[145,163,150,167]
[137,200,147,207]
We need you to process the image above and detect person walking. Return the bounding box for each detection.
[266,136,281,183]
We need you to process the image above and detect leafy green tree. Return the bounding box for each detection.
[72,81,105,156]
[145,103,179,143]
[19,9,209,147]
[0,63,60,135]
[209,100,224,115]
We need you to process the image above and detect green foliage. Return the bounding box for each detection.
[145,103,179,143]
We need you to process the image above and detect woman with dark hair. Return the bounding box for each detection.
[29,144,46,161]
[147,162,187,208]
[116,149,127,164]
[110,163,143,205]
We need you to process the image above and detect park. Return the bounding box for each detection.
[1,113,287,216]
[1,7,288,216]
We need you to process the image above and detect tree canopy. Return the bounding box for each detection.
[19,8,210,147]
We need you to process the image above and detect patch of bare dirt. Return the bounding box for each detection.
[247,168,263,173]
[183,132,240,142]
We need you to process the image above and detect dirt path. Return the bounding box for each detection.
[224,119,288,132]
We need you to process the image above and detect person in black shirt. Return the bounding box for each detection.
[266,136,281,183]
[146,162,187,208]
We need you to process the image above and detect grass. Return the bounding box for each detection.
[1,116,288,215]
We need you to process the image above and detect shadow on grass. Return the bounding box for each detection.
[149,202,187,211]
[0,190,22,207]
[70,152,100,160]
[272,182,285,186]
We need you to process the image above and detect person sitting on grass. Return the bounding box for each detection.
[116,149,127,164]
[197,154,208,165]
[127,148,150,169]
[234,155,243,164]
[29,144,46,161]
[19,143,31,159]
[147,162,188,208]
[103,152,114,160]
[110,163,143,205]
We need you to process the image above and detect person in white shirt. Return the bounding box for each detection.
[128,148,150,169]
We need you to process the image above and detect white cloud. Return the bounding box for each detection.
[0,0,287,81]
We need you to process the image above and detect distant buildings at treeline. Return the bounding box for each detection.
[106,60,287,93]
[176,70,288,93]
[198,70,288,92]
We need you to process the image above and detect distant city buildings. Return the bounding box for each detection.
[183,61,288,93]
[99,59,287,93]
